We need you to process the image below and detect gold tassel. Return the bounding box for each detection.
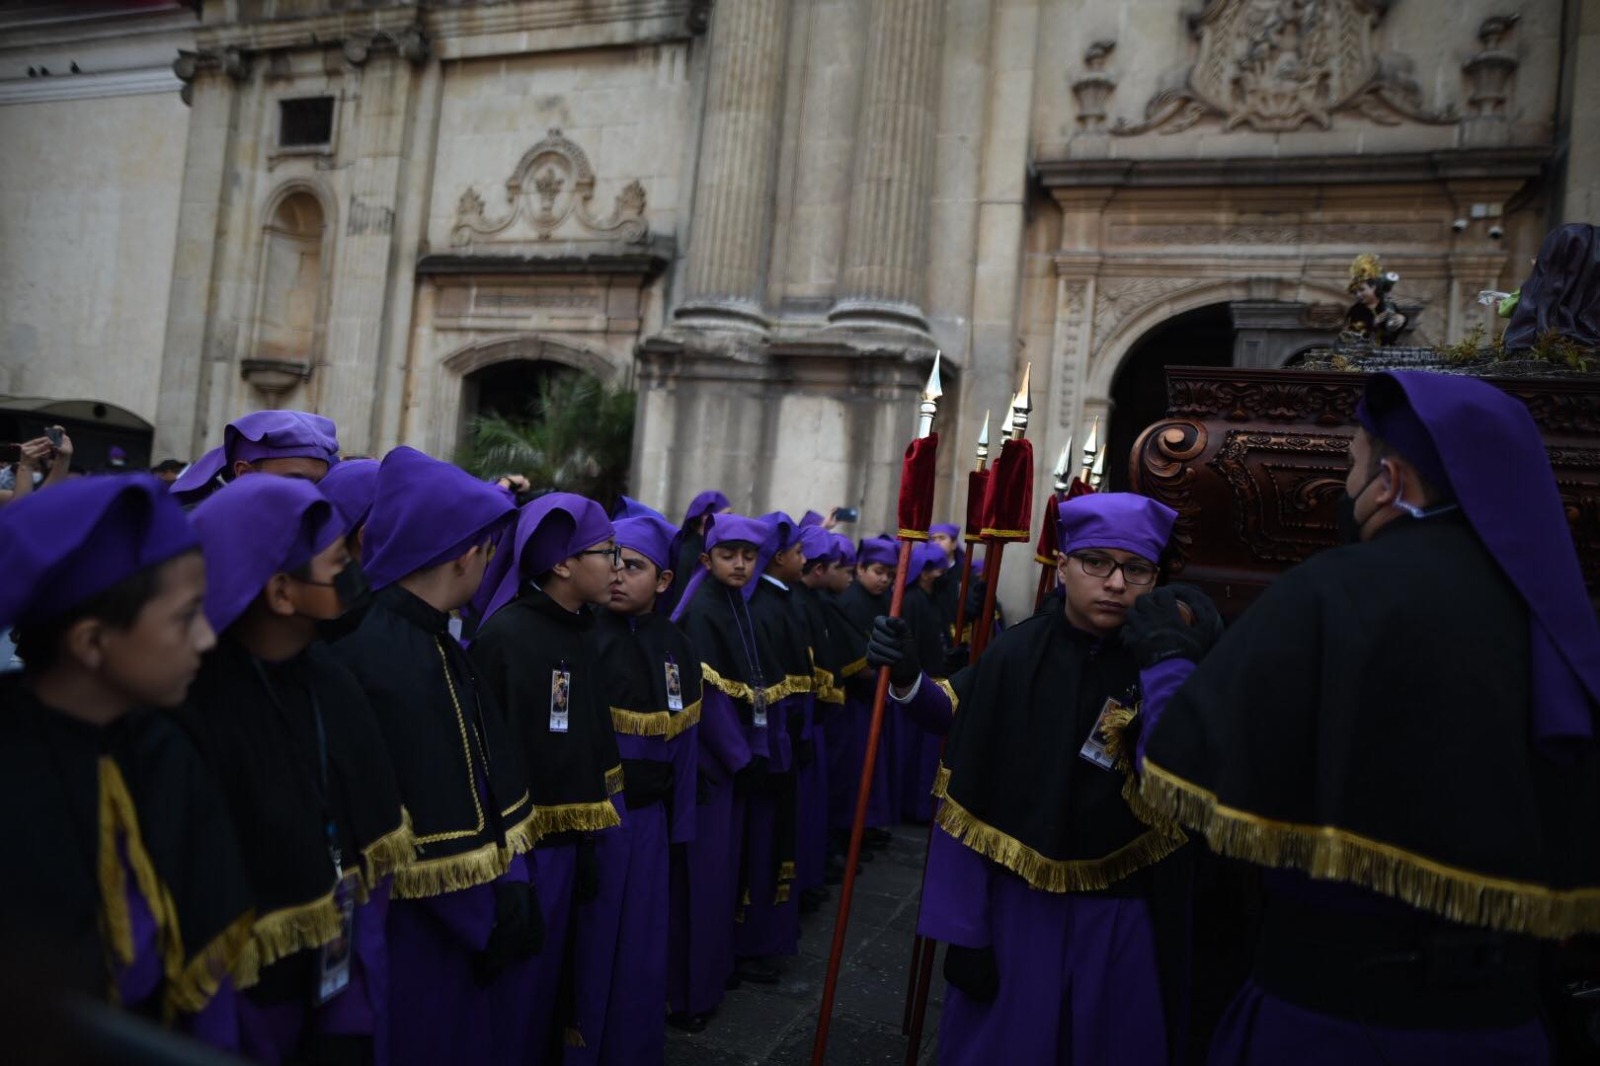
[838,657,868,680]
[933,786,1185,894]
[610,700,702,738]
[1140,758,1600,940]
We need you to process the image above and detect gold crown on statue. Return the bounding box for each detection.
[1348,252,1399,295]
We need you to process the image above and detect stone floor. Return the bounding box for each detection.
[665,825,943,1066]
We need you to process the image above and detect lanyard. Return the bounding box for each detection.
[251,658,342,880]
[725,588,766,691]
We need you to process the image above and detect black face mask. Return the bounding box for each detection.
[1335,468,1384,545]
[332,559,373,615]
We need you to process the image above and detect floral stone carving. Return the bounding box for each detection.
[452,129,649,248]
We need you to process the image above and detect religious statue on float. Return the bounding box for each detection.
[1341,252,1409,347]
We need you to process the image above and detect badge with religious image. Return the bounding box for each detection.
[752,684,768,728]
[314,875,356,1005]
[665,659,684,712]
[1078,697,1129,771]
[550,666,572,733]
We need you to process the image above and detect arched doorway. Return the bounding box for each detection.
[1105,303,1234,491]
[463,358,583,423]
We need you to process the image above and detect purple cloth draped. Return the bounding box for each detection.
[569,798,670,1065]
[1206,981,1549,1065]
[388,863,517,1066]
[116,838,163,1007]
[920,827,1167,1066]
[668,776,743,1015]
[516,844,576,1060]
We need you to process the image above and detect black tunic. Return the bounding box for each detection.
[0,677,253,1017]
[1143,512,1600,940]
[470,586,623,839]
[334,586,538,897]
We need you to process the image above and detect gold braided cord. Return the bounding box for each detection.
[838,657,868,680]
[417,640,488,846]
[933,678,959,716]
[1140,758,1600,939]
[97,758,187,1010]
[610,699,702,739]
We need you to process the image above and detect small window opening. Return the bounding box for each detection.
[280,97,334,148]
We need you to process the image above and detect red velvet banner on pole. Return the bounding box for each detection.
[978,438,1034,542]
[896,433,939,540]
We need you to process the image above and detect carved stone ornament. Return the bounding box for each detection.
[1113,0,1457,135]
[1071,41,1118,129]
[452,129,650,249]
[1462,14,1519,117]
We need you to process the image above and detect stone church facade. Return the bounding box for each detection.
[2,0,1596,610]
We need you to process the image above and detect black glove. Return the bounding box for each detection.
[943,944,999,1002]
[733,755,770,798]
[866,616,921,687]
[1120,583,1225,668]
[574,837,600,905]
[475,880,544,984]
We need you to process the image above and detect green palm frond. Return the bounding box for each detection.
[459,375,636,504]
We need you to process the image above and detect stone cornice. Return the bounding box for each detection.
[1033,147,1550,192]
[0,66,182,104]
[416,251,670,279]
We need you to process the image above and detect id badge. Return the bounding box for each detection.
[665,660,684,712]
[1077,698,1125,772]
[314,877,355,1005]
[550,666,572,733]
[751,685,768,729]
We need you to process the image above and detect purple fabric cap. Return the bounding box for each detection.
[361,447,516,591]
[169,410,340,495]
[832,532,857,567]
[930,522,961,542]
[858,535,900,568]
[615,514,679,573]
[0,475,199,630]
[478,492,614,625]
[799,524,835,563]
[705,513,769,550]
[800,510,825,528]
[682,490,731,527]
[1057,493,1176,562]
[916,542,951,573]
[614,496,669,521]
[1356,382,1452,493]
[190,476,348,634]
[317,458,381,529]
[745,511,798,601]
[1358,371,1600,749]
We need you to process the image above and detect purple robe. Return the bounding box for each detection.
[920,826,1167,1065]
[829,689,894,831]
[388,856,536,1066]
[568,795,671,1064]
[518,843,576,1060]
[669,687,754,1014]
[795,695,829,891]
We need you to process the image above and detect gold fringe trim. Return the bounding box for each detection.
[610,699,702,739]
[897,528,929,541]
[1034,551,1059,566]
[97,758,187,1011]
[778,861,796,881]
[1140,758,1600,939]
[235,878,353,990]
[391,838,510,900]
[978,527,1029,541]
[360,809,417,892]
[813,667,845,706]
[167,911,254,1017]
[932,760,1185,894]
[564,1027,587,1048]
[963,532,982,544]
[700,664,813,706]
[604,763,625,797]
[774,884,791,904]
[839,657,868,680]
[1098,704,1139,772]
[527,797,622,840]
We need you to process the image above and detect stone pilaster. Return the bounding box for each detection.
[674,0,792,331]
[828,0,944,334]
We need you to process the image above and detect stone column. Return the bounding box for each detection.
[674,0,792,330]
[828,0,944,334]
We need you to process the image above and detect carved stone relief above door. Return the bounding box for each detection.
[452,129,650,248]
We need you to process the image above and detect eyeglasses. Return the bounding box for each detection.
[579,544,624,568]
[1069,552,1158,587]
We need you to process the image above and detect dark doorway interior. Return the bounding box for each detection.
[1106,304,1235,492]
[464,359,581,422]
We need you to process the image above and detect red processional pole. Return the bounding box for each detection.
[901,366,1035,1063]
[812,353,942,1066]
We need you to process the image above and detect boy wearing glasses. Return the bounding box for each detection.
[868,493,1222,1065]
[471,493,626,1055]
